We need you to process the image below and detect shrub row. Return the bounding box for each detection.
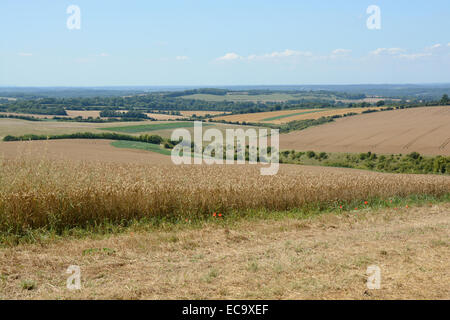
[3,132,164,145]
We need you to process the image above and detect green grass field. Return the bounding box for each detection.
[100,122,210,133]
[110,140,172,156]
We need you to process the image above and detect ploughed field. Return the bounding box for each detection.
[280,106,450,156]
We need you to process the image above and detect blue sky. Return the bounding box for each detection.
[1,0,449,86]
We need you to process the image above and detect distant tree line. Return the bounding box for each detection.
[99,109,150,119]
[1,90,448,117]
[0,113,152,123]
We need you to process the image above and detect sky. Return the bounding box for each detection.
[1,0,450,86]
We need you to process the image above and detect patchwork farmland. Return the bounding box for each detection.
[213,107,387,124]
[0,89,449,301]
[2,0,450,303]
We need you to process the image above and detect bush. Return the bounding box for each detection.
[306,151,316,159]
[318,152,328,160]
[407,152,421,160]
[3,132,166,146]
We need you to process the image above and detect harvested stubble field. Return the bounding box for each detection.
[214,107,386,124]
[0,200,449,299]
[179,110,230,117]
[144,113,184,120]
[65,110,102,119]
[0,156,449,236]
[280,106,450,156]
[0,140,171,164]
[0,118,150,138]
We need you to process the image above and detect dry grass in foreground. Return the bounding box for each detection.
[1,158,449,236]
[0,203,448,299]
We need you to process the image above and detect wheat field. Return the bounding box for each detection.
[1,157,449,235]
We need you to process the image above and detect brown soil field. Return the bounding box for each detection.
[280,106,450,156]
[214,108,386,124]
[1,202,448,299]
[0,140,171,164]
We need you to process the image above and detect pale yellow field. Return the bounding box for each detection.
[0,118,152,139]
[213,109,318,123]
[276,107,387,124]
[280,106,450,156]
[144,113,185,120]
[65,110,102,118]
[214,107,387,124]
[0,139,171,164]
[180,110,231,117]
[145,110,229,119]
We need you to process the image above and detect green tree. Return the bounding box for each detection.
[440,94,449,105]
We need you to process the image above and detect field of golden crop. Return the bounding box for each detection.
[65,110,102,118]
[179,110,231,117]
[1,156,449,235]
[280,106,450,156]
[213,107,387,124]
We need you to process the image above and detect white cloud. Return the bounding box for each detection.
[426,43,442,50]
[370,48,404,56]
[176,56,188,61]
[332,49,352,55]
[369,46,436,60]
[253,49,312,60]
[98,53,109,57]
[448,43,450,47]
[218,49,312,62]
[397,52,432,60]
[216,44,446,64]
[264,49,312,58]
[18,52,32,57]
[216,52,242,61]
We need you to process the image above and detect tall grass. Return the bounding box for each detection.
[0,157,449,235]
